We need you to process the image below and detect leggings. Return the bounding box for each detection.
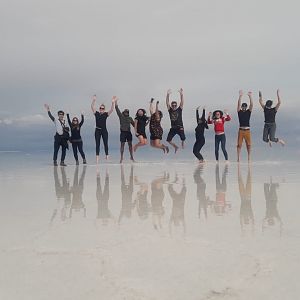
[263,123,278,143]
[72,141,86,161]
[215,134,228,161]
[193,138,205,160]
[95,129,109,156]
[53,134,67,162]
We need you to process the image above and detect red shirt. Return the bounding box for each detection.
[208,115,231,133]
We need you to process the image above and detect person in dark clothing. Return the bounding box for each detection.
[193,165,210,220]
[67,113,86,165]
[96,169,112,225]
[133,109,149,152]
[237,90,253,162]
[91,95,116,163]
[44,104,69,166]
[259,89,285,146]
[115,99,135,163]
[166,88,185,153]
[69,165,87,218]
[193,106,208,163]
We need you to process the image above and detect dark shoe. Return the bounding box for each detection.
[76,160,79,165]
[83,159,87,164]
[60,161,67,167]
[53,161,58,166]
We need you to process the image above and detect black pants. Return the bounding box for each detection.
[72,141,86,161]
[193,138,205,160]
[95,129,109,156]
[53,134,68,162]
[215,134,228,161]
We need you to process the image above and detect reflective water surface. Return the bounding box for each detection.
[0,156,299,300]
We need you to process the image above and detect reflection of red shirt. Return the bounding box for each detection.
[208,115,231,133]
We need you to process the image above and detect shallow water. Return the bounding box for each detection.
[0,152,299,300]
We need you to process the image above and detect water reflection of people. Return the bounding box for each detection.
[262,177,283,234]
[118,165,135,224]
[96,169,112,225]
[213,164,230,216]
[69,166,87,218]
[134,176,149,220]
[51,166,71,223]
[193,165,209,220]
[151,172,169,230]
[168,174,187,236]
[238,164,254,236]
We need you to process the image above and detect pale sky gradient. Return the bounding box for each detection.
[0,0,299,137]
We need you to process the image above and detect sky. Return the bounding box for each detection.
[0,0,299,151]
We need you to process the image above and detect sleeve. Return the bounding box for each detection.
[67,114,72,127]
[48,111,55,122]
[196,109,199,123]
[79,114,84,127]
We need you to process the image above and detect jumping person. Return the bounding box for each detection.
[208,109,231,162]
[237,90,253,162]
[44,104,70,166]
[193,106,208,163]
[149,98,169,153]
[133,109,149,152]
[91,95,116,163]
[166,88,186,153]
[67,112,86,165]
[259,89,285,146]
[115,98,135,163]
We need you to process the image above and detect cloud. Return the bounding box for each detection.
[0,114,48,126]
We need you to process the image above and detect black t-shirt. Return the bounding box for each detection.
[264,107,277,123]
[95,111,108,130]
[238,110,251,127]
[135,115,149,133]
[168,107,183,128]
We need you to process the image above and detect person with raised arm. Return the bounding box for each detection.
[133,108,149,152]
[193,106,208,163]
[91,95,116,164]
[208,109,231,162]
[149,98,169,153]
[115,98,135,163]
[166,88,186,153]
[44,104,70,166]
[237,90,253,162]
[259,89,285,146]
[67,111,86,165]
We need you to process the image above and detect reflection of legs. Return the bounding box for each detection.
[215,135,221,161]
[220,134,228,160]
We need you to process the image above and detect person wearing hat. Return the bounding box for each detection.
[208,109,231,162]
[237,90,253,162]
[259,89,285,147]
[44,104,70,166]
[115,98,135,163]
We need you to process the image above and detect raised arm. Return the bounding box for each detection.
[179,88,184,109]
[44,104,55,122]
[149,98,155,115]
[237,90,243,112]
[67,113,72,127]
[224,109,231,121]
[166,89,171,110]
[155,101,160,120]
[201,107,209,129]
[259,91,265,109]
[196,107,200,123]
[248,91,253,111]
[91,95,97,114]
[207,111,213,124]
[79,113,84,127]
[275,89,281,111]
[107,96,117,116]
[115,99,122,118]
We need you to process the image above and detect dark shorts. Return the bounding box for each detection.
[136,132,147,139]
[167,127,186,142]
[120,131,133,143]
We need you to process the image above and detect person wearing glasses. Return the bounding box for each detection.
[91,95,116,163]
[44,104,70,166]
[166,88,186,153]
[66,112,86,165]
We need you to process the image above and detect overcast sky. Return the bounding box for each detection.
[0,0,299,132]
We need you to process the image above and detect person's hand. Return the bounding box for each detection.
[197,106,200,110]
[259,91,262,98]
[224,109,228,114]
[203,105,206,110]
[92,95,97,102]
[150,98,154,103]
[44,104,50,111]
[239,90,243,97]
[208,111,212,117]
[114,97,119,104]
[277,89,280,96]
[81,110,84,115]
[247,91,252,97]
[156,101,159,104]
[178,88,183,95]
[167,89,172,95]
[112,96,118,103]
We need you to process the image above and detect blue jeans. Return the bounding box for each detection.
[215,134,228,161]
[263,123,278,143]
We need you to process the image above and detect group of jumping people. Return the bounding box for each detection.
[44,88,285,166]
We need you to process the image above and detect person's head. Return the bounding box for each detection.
[171,101,178,110]
[136,108,146,117]
[99,104,105,113]
[213,110,223,119]
[122,109,129,117]
[265,100,273,108]
[57,110,65,120]
[72,117,79,126]
[241,103,248,111]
